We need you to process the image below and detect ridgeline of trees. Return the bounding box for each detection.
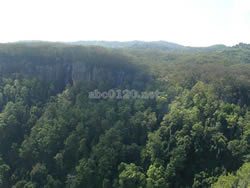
[0,42,249,187]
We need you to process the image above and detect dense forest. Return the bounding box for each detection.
[0,41,249,188]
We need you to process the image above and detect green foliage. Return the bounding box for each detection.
[212,162,250,188]
[146,163,167,188]
[0,157,10,187]
[0,42,249,187]
[118,163,146,188]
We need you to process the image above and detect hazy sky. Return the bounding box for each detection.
[0,0,249,46]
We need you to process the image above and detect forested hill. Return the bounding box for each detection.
[0,42,249,188]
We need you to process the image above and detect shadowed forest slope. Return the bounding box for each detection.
[0,42,249,188]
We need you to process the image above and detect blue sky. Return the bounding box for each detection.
[0,0,249,46]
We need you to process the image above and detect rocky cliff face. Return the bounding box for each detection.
[71,62,145,88]
[0,44,151,91]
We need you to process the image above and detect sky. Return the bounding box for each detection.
[0,0,249,46]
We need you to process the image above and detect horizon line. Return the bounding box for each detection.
[0,39,248,48]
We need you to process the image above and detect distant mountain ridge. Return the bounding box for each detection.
[69,40,185,50]
[5,40,250,57]
[14,40,233,51]
[9,39,247,47]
